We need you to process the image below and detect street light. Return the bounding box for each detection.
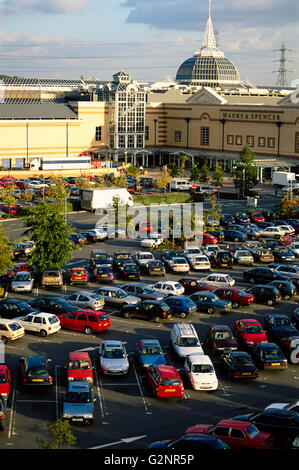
[185,117,191,149]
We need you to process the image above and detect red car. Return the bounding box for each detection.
[0,204,21,215]
[202,233,218,245]
[185,419,273,449]
[212,287,255,308]
[57,310,111,335]
[70,267,88,285]
[139,221,154,232]
[3,263,34,279]
[205,325,238,355]
[250,213,265,223]
[179,277,216,294]
[0,365,12,398]
[234,319,268,348]
[66,352,93,384]
[279,235,296,246]
[146,365,184,398]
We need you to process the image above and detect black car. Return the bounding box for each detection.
[268,280,296,300]
[256,222,275,230]
[263,314,299,342]
[160,249,180,264]
[243,267,289,284]
[0,299,38,319]
[292,308,299,330]
[19,355,53,387]
[273,246,295,263]
[120,300,172,323]
[113,251,133,272]
[27,297,80,315]
[249,342,288,370]
[80,231,101,244]
[148,433,230,450]
[210,251,233,269]
[231,409,299,444]
[220,350,259,380]
[120,263,141,280]
[246,285,281,306]
[262,239,280,250]
[93,265,115,283]
[90,250,113,270]
[121,283,165,301]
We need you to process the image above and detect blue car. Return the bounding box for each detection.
[189,291,232,314]
[235,213,250,223]
[273,247,295,263]
[163,296,197,318]
[224,229,247,242]
[136,339,167,369]
[220,214,235,226]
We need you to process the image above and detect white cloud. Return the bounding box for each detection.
[0,0,90,16]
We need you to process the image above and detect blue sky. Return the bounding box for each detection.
[0,0,298,85]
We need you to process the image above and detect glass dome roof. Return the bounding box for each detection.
[176,55,240,86]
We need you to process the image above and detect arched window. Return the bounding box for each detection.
[200,113,210,121]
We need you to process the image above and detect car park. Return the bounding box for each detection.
[220,351,259,380]
[163,296,197,318]
[121,283,165,301]
[189,291,231,314]
[185,419,272,449]
[19,355,53,387]
[99,340,129,376]
[248,342,288,370]
[14,312,61,337]
[246,285,281,306]
[146,365,184,398]
[234,319,268,348]
[151,280,184,296]
[121,300,172,323]
[64,292,105,310]
[183,354,218,391]
[136,339,167,369]
[170,323,203,358]
[57,310,110,335]
[63,381,95,424]
[93,286,140,306]
[65,352,93,384]
[212,287,255,309]
[205,325,238,355]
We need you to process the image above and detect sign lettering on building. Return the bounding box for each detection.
[221,112,281,121]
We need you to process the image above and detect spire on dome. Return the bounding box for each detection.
[194,0,224,58]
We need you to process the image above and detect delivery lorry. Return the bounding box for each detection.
[80,188,133,212]
[272,171,296,186]
[29,157,92,171]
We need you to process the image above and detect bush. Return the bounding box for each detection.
[133,193,192,205]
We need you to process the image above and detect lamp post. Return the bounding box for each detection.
[154,119,158,166]
[220,118,226,152]
[276,121,282,158]
[185,117,191,149]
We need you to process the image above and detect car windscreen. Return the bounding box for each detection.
[124,265,138,272]
[215,331,233,340]
[142,346,163,355]
[94,254,108,261]
[178,337,199,347]
[262,349,283,360]
[65,392,92,403]
[48,316,59,324]
[191,364,213,373]
[273,318,291,327]
[9,322,23,331]
[233,357,253,367]
[160,303,171,312]
[236,290,249,297]
[103,348,125,359]
[244,325,263,334]
[246,424,260,439]
[15,274,31,281]
[160,378,180,386]
[72,270,85,276]
[27,368,49,378]
[68,361,91,370]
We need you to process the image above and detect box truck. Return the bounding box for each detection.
[80,188,133,211]
[272,171,296,186]
[29,157,91,171]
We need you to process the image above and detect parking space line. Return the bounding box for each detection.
[102,382,140,386]
[131,358,152,415]
[7,381,16,440]
[93,366,109,425]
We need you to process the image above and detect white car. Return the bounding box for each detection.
[14,312,61,337]
[140,235,164,248]
[168,257,190,273]
[184,354,218,391]
[184,248,202,257]
[87,229,107,240]
[188,255,211,271]
[259,226,286,238]
[96,224,126,238]
[202,245,220,257]
[234,250,254,265]
[134,251,155,267]
[264,400,299,413]
[11,272,34,293]
[202,273,235,287]
[99,340,129,375]
[291,242,299,257]
[151,281,185,296]
[64,292,105,310]
[276,225,295,236]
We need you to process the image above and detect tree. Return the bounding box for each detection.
[168,162,180,177]
[0,225,13,275]
[37,419,76,449]
[155,171,172,193]
[211,162,225,187]
[204,194,223,229]
[190,164,201,183]
[199,161,210,183]
[24,202,74,273]
[0,185,17,216]
[45,177,70,205]
[233,145,258,197]
[114,173,128,188]
[179,155,189,175]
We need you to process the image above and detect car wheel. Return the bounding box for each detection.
[207,307,214,314]
[180,312,187,318]
[39,329,47,337]
[154,316,160,323]
[267,299,273,306]
[234,238,239,242]
[284,295,290,300]
[0,336,7,344]
[232,302,240,309]
[84,326,93,335]
[123,311,131,319]
[249,278,255,284]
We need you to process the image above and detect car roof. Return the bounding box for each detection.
[27,356,47,367]
[155,365,179,378]
[68,381,90,392]
[188,354,212,364]
[217,419,252,429]
[211,324,231,331]
[140,339,161,346]
[102,340,123,347]
[237,319,261,325]
[68,352,91,361]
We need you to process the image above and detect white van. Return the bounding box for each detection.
[184,354,218,391]
[170,323,203,358]
[169,179,192,192]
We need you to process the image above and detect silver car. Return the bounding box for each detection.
[99,340,129,375]
[64,292,105,310]
[93,286,140,306]
[11,272,34,293]
[63,381,95,424]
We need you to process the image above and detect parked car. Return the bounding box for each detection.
[170,323,203,358]
[0,299,38,319]
[243,267,290,285]
[93,286,140,306]
[90,250,113,269]
[136,339,167,369]
[205,325,238,355]
[259,226,286,238]
[140,235,164,249]
[148,433,230,450]
[121,283,165,301]
[167,257,190,274]
[189,291,231,314]
[69,268,88,285]
[263,312,299,347]
[187,255,211,271]
[64,292,105,311]
[249,247,274,263]
[268,280,296,300]
[151,280,184,296]
[264,400,299,413]
[178,277,213,295]
[93,265,115,283]
[113,251,133,272]
[220,350,259,380]
[250,213,266,223]
[163,296,197,318]
[134,251,155,267]
[223,230,246,242]
[146,365,184,398]
[210,251,234,269]
[185,419,272,449]
[121,300,172,323]
[145,260,166,276]
[212,287,255,309]
[220,214,235,226]
[0,365,12,399]
[99,340,129,376]
[234,250,254,265]
[205,230,224,243]
[19,355,53,387]
[202,273,235,287]
[273,246,295,263]
[246,285,281,306]
[27,296,80,315]
[184,354,218,391]
[292,307,299,330]
[57,310,110,335]
[119,262,141,280]
[249,342,288,370]
[14,312,61,337]
[63,381,95,424]
[11,272,34,293]
[235,213,250,223]
[41,269,63,289]
[234,319,268,348]
[65,352,93,384]
[202,233,218,245]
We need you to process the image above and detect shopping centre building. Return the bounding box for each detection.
[0,1,299,179]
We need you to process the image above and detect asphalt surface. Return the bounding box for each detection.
[0,196,298,450]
